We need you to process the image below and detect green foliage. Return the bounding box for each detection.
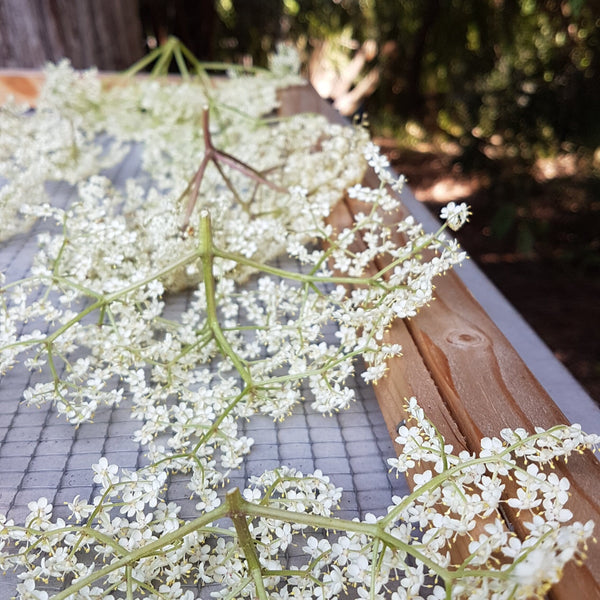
[186,1,599,158]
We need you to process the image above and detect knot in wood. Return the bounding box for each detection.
[446,328,487,348]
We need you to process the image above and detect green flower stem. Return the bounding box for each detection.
[49,276,106,302]
[235,494,451,581]
[177,40,268,76]
[50,502,231,600]
[371,223,450,282]
[173,44,190,80]
[199,211,253,388]
[258,474,329,506]
[0,274,42,293]
[151,37,179,77]
[176,41,209,74]
[227,489,269,600]
[309,199,380,277]
[126,564,133,600]
[380,424,575,531]
[103,250,199,301]
[122,46,165,77]
[370,536,383,597]
[1,208,406,363]
[0,249,202,357]
[33,482,537,599]
[380,454,499,530]
[133,577,163,599]
[259,348,363,387]
[7,522,129,563]
[166,327,212,367]
[211,99,300,125]
[193,387,250,453]
[51,215,69,277]
[220,577,255,600]
[456,518,555,580]
[213,246,388,289]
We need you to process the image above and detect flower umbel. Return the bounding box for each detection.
[0,51,596,600]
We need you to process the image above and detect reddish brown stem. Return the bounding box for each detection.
[181,107,287,231]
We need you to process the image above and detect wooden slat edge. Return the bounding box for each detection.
[351,166,600,598]
[325,199,468,454]
[0,69,45,105]
[406,264,600,599]
[0,69,183,107]
[325,198,509,568]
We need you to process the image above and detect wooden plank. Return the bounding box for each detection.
[403,254,600,599]
[0,69,44,105]
[348,169,600,597]
[0,70,174,106]
[348,169,600,600]
[325,199,468,455]
[323,199,503,568]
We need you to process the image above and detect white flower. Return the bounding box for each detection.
[510,546,560,589]
[479,436,505,457]
[67,495,94,522]
[92,458,119,488]
[25,498,53,528]
[302,536,331,560]
[16,578,49,600]
[440,202,471,231]
[427,586,446,600]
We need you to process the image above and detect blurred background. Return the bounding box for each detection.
[0,0,598,402]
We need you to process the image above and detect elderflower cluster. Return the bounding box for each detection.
[2,400,595,600]
[385,398,599,598]
[0,57,596,599]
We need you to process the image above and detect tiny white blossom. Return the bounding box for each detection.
[440,201,471,231]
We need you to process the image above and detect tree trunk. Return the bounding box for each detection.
[405,0,440,114]
[0,0,144,70]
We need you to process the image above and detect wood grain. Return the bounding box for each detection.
[0,0,143,70]
[323,198,500,568]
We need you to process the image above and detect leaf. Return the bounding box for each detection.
[516,221,536,255]
[490,203,517,240]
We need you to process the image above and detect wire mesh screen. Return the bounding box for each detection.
[0,144,409,597]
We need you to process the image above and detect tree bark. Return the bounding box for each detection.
[405,0,440,114]
[0,0,144,70]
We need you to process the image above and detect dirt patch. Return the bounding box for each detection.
[379,140,600,405]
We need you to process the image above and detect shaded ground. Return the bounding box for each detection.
[378,140,600,404]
